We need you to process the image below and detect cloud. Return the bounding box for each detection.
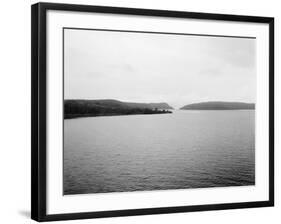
[64,29,256,108]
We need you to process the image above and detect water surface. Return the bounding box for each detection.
[64,110,255,195]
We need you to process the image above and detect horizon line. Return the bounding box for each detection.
[64,98,256,109]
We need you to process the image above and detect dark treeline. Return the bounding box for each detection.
[64,99,172,119]
[180,101,255,110]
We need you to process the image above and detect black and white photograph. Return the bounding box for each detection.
[63,28,256,195]
[30,2,274,222]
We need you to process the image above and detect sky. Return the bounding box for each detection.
[64,29,256,109]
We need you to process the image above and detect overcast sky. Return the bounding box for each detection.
[64,29,256,109]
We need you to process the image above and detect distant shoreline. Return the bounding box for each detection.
[64,99,173,119]
[64,100,255,119]
[180,108,255,110]
[180,101,255,110]
[65,111,172,119]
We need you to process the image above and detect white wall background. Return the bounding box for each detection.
[0,0,279,223]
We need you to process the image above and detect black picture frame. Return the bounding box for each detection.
[31,2,274,222]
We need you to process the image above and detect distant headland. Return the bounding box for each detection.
[64,99,173,119]
[180,101,255,110]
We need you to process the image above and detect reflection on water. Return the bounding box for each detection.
[64,110,255,195]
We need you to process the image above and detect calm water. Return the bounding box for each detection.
[64,110,255,195]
